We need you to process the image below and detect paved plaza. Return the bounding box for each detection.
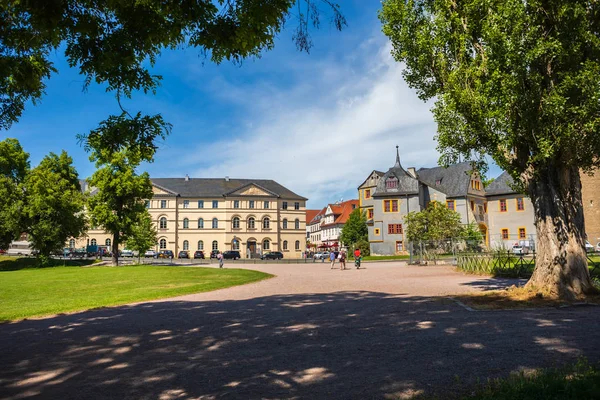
[1,262,599,399]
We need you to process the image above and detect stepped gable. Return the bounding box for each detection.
[417,162,475,198]
[372,146,419,197]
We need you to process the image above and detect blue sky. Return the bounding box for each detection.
[3,1,500,209]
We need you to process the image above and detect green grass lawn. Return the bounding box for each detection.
[0,263,272,322]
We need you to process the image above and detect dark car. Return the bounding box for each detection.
[222,250,241,260]
[210,250,220,259]
[178,251,189,259]
[157,250,174,259]
[261,251,284,260]
[193,250,205,259]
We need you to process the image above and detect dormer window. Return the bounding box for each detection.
[386,177,398,189]
[435,179,441,185]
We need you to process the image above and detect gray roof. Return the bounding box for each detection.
[417,162,474,198]
[373,149,419,197]
[485,171,519,196]
[150,178,307,200]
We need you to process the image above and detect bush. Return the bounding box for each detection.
[354,239,370,256]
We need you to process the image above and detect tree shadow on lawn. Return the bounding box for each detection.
[459,277,528,292]
[1,291,599,400]
[0,257,97,272]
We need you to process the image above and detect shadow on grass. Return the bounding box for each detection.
[0,257,97,272]
[1,291,599,399]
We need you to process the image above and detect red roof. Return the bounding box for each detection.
[305,209,321,225]
[320,199,359,227]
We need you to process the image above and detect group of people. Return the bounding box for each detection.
[330,248,362,270]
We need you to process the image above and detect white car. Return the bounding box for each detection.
[144,250,157,258]
[511,245,529,255]
[314,251,330,260]
[120,249,134,257]
[596,243,600,252]
[585,241,594,253]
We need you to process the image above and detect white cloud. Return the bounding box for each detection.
[177,38,440,208]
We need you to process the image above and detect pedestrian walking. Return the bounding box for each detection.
[340,250,346,270]
[330,251,336,269]
[217,252,224,268]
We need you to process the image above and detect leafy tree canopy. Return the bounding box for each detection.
[0,138,29,249]
[1,0,346,131]
[404,201,463,243]
[24,151,87,259]
[340,208,368,247]
[126,210,159,262]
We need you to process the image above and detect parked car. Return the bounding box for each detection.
[210,250,220,259]
[193,250,205,259]
[585,241,594,253]
[261,251,284,260]
[314,251,330,260]
[178,251,189,259]
[120,249,134,257]
[157,250,174,259]
[144,250,157,258]
[223,250,241,260]
[596,243,600,252]
[511,245,529,255]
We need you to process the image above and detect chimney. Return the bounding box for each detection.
[407,167,417,178]
[225,176,230,182]
[185,174,190,181]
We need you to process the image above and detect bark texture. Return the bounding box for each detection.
[527,164,596,300]
[111,232,120,267]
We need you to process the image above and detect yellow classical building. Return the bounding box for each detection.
[72,176,308,258]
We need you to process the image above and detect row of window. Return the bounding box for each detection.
[499,198,525,212]
[75,238,111,247]
[373,224,404,236]
[470,180,482,190]
[159,217,302,230]
[160,239,301,251]
[154,200,303,210]
[501,227,527,240]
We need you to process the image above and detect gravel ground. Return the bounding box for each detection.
[1,262,599,400]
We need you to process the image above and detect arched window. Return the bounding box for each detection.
[159,217,167,229]
[69,239,75,248]
[198,218,204,229]
[212,240,218,251]
[183,218,189,229]
[183,240,189,250]
[248,217,255,229]
[91,238,97,246]
[263,239,270,250]
[283,240,288,250]
[232,239,240,250]
[159,239,167,249]
[295,240,300,250]
[263,217,270,229]
[105,238,111,247]
[295,219,300,229]
[212,218,218,229]
[198,240,204,250]
[282,219,288,229]
[232,217,240,229]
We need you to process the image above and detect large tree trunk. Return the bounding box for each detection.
[527,164,596,300]
[111,232,119,266]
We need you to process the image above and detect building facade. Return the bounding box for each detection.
[581,171,600,246]
[307,200,359,249]
[74,176,307,258]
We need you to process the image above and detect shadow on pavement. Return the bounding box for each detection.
[0,291,599,400]
[459,277,527,291]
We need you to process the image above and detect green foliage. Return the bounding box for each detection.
[354,239,371,257]
[461,222,484,251]
[126,211,158,262]
[0,139,29,249]
[462,358,600,400]
[1,0,346,130]
[380,0,600,177]
[0,264,272,322]
[340,209,368,247]
[404,201,463,243]
[24,151,86,259]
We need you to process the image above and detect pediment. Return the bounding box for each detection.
[229,183,277,197]
[152,184,177,195]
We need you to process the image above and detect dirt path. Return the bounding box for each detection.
[1,263,598,400]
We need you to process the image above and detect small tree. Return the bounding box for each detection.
[24,151,86,262]
[404,201,463,249]
[461,223,484,252]
[0,138,29,249]
[126,211,158,264]
[340,209,368,249]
